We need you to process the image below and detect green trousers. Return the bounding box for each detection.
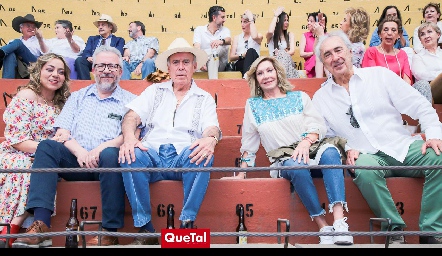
[354,140,442,231]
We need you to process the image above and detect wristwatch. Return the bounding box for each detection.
[239,55,245,60]
[221,38,226,45]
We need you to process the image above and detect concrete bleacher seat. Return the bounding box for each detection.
[1,77,439,246]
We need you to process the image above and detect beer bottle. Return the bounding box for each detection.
[167,204,175,229]
[65,198,79,248]
[236,204,247,244]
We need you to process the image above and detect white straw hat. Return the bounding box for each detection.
[93,14,118,33]
[155,37,208,72]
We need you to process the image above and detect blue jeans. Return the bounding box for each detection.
[121,144,212,227]
[1,39,38,78]
[121,59,156,80]
[26,139,125,229]
[280,147,347,218]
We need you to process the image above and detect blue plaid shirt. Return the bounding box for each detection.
[54,84,136,151]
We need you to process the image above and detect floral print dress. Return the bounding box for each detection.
[0,97,58,229]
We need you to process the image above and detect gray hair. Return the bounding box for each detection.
[314,30,353,63]
[92,45,123,67]
[166,53,197,67]
[418,21,441,39]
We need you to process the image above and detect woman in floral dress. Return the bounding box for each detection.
[0,53,70,248]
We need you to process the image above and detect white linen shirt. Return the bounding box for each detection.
[126,80,220,154]
[411,47,442,82]
[312,66,442,162]
[14,36,43,57]
[193,25,231,56]
[44,35,86,59]
[413,21,442,53]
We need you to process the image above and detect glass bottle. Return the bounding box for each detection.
[65,198,79,248]
[167,204,175,229]
[236,204,247,244]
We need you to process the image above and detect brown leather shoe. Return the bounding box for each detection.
[86,232,119,246]
[129,229,159,246]
[12,220,52,248]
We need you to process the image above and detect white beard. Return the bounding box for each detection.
[95,74,119,92]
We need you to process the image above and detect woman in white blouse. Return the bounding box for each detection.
[236,56,353,245]
[229,10,263,77]
[412,2,442,53]
[412,21,442,103]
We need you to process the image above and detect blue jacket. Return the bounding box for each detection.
[81,35,125,58]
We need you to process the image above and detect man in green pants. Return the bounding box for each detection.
[312,30,442,245]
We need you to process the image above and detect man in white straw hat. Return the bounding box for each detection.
[0,14,44,78]
[119,37,221,245]
[75,14,125,80]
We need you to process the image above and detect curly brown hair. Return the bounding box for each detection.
[345,7,370,43]
[16,53,71,112]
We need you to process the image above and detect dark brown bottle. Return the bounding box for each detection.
[65,198,79,248]
[236,204,247,244]
[167,204,175,229]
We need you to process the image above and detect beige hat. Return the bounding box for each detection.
[155,37,208,72]
[93,14,118,33]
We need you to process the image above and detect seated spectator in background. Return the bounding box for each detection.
[266,6,299,78]
[36,20,86,79]
[362,16,432,102]
[234,56,352,245]
[228,10,262,78]
[0,14,44,79]
[119,38,220,245]
[121,21,159,80]
[75,14,125,80]
[0,53,70,248]
[313,30,442,245]
[299,12,327,78]
[340,7,370,68]
[412,22,442,104]
[413,2,442,53]
[12,46,136,248]
[369,5,409,49]
[193,5,231,72]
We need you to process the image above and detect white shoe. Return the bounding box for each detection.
[319,226,334,245]
[332,217,353,245]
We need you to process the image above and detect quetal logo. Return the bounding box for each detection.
[161,229,210,248]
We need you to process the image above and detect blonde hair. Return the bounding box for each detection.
[245,56,293,98]
[345,7,370,43]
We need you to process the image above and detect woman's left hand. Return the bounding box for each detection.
[291,140,311,164]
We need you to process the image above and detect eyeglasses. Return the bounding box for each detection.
[93,63,121,72]
[244,40,249,50]
[346,105,360,128]
[101,39,106,45]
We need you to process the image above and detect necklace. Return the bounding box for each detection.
[380,46,401,78]
[39,94,54,105]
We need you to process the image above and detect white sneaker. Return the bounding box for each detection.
[332,217,353,245]
[319,226,334,245]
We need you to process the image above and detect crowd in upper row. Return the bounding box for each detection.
[1,4,441,86]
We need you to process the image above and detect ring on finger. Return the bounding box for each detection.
[202,154,207,158]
